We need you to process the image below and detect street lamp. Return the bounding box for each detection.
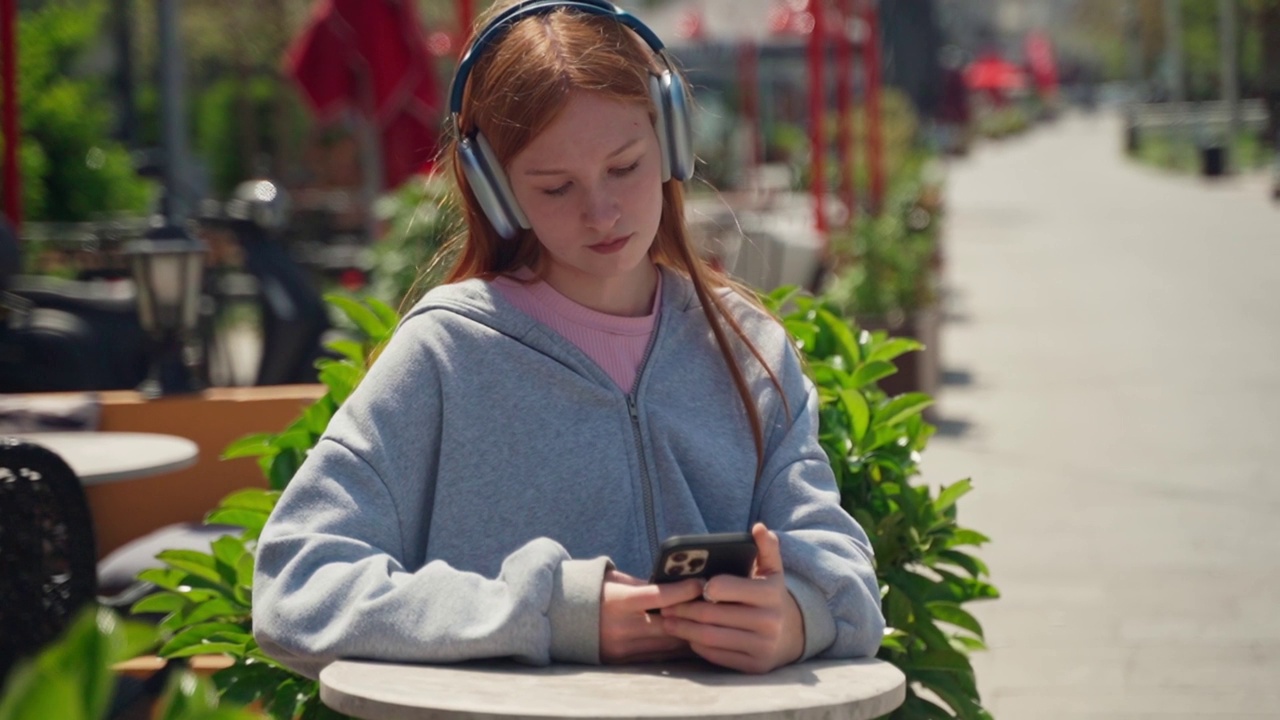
[124,221,206,398]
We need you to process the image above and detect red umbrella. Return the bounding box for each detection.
[284,0,442,190]
[964,53,1028,93]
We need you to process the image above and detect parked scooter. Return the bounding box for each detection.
[197,179,329,386]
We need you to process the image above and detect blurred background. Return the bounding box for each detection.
[0,0,1276,395]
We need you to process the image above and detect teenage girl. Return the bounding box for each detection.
[253,0,884,679]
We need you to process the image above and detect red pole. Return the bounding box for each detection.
[459,0,474,42]
[1,0,20,230]
[738,41,759,169]
[835,0,855,227]
[862,0,885,214]
[807,0,826,235]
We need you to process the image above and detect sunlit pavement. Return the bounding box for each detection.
[922,109,1280,718]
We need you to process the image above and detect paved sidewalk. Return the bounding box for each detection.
[922,111,1280,719]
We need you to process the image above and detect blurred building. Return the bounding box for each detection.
[637,0,949,123]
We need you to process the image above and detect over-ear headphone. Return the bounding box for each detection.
[449,0,694,240]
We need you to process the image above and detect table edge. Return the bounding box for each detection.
[319,658,907,720]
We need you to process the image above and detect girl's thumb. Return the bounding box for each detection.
[751,522,784,577]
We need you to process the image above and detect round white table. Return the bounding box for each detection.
[320,658,906,720]
[6,431,199,485]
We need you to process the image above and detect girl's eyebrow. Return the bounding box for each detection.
[523,137,642,176]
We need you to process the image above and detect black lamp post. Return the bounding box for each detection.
[124,222,206,398]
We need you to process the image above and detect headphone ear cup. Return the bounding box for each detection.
[459,132,531,240]
[648,75,673,183]
[660,71,694,181]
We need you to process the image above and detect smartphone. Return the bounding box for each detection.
[649,531,757,584]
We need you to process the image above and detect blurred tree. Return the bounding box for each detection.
[2,0,152,221]
[1254,0,1280,145]
[125,0,490,197]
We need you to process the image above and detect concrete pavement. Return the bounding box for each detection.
[922,111,1280,718]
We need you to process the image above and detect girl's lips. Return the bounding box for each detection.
[587,234,632,254]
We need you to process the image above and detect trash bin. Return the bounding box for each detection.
[1201,144,1227,178]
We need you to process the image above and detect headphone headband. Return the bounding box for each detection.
[449,0,667,117]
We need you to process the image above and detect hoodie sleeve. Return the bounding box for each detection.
[753,342,886,662]
[252,312,609,680]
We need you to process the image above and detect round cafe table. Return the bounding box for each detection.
[320,657,906,720]
[6,431,198,485]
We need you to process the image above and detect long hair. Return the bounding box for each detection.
[438,2,787,476]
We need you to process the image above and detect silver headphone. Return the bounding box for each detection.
[449,0,694,239]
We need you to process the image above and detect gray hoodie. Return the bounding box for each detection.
[252,266,884,679]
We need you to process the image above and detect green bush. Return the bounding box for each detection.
[0,605,262,720]
[763,287,997,719]
[125,295,399,720]
[368,174,463,311]
[5,0,153,222]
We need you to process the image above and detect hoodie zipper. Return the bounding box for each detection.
[627,308,663,564]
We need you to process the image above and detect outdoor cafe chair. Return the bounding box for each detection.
[0,437,98,682]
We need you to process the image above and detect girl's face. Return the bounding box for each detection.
[506,91,664,313]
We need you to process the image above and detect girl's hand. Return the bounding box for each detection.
[659,523,805,674]
[599,568,703,664]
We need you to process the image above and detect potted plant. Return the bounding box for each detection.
[820,153,944,400]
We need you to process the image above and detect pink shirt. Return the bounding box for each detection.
[489,272,661,392]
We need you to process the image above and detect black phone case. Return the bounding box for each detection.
[649,531,757,584]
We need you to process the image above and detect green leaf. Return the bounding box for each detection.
[937,549,989,578]
[218,489,280,513]
[927,602,985,638]
[156,550,225,585]
[876,392,934,427]
[913,670,988,720]
[300,396,337,436]
[267,449,303,491]
[185,597,248,625]
[934,479,972,513]
[212,536,246,572]
[951,634,988,653]
[318,361,362,405]
[850,360,897,388]
[220,434,276,461]
[132,591,191,616]
[138,567,190,591]
[815,308,862,364]
[204,509,268,537]
[156,670,220,720]
[867,336,924,363]
[764,284,801,308]
[838,389,871,442]
[946,528,992,548]
[365,297,403,334]
[158,623,246,657]
[235,553,256,593]
[271,428,316,452]
[165,642,246,660]
[324,338,366,364]
[325,294,391,340]
[0,667,84,720]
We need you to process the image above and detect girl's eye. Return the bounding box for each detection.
[542,183,571,197]
[610,160,641,177]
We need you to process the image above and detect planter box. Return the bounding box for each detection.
[11,385,326,559]
[858,306,941,406]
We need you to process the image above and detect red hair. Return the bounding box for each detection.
[437,3,786,475]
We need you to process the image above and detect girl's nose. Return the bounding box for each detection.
[582,186,621,231]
